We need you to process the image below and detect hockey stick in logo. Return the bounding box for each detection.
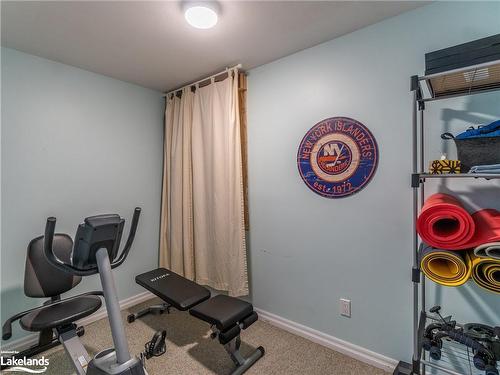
[325,143,345,168]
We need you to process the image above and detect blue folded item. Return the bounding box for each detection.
[469,164,500,174]
[455,120,500,140]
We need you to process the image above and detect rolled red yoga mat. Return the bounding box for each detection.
[417,194,475,250]
[417,194,500,250]
[469,209,500,249]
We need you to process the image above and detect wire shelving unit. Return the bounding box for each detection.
[397,59,500,375]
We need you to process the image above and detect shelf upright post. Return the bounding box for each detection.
[418,98,426,375]
[410,75,421,375]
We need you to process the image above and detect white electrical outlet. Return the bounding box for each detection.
[340,298,351,317]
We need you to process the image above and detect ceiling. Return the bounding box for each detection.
[1,1,425,91]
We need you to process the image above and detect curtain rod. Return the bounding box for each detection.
[163,63,242,97]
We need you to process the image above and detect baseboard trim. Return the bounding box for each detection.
[1,291,156,353]
[255,308,398,373]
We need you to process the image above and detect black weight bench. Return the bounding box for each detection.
[128,268,264,375]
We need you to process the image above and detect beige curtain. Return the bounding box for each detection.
[160,71,248,297]
[160,87,195,279]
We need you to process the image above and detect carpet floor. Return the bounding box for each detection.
[11,298,390,375]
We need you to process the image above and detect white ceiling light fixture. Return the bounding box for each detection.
[184,2,219,30]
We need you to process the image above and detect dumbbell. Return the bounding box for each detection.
[429,342,442,361]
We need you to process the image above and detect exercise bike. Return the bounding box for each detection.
[3,208,166,374]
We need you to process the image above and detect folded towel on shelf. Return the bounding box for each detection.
[469,164,500,174]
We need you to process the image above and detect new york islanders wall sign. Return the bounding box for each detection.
[297,117,378,198]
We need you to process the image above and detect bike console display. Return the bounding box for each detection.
[72,215,124,269]
[44,208,141,276]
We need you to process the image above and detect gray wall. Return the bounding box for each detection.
[1,47,164,343]
[246,2,500,362]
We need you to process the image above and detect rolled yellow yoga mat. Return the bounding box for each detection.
[471,253,500,294]
[420,245,472,287]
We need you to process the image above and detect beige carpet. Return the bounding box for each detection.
[11,298,389,375]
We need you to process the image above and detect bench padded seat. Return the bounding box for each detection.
[189,295,254,331]
[135,268,210,311]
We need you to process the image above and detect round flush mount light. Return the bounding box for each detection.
[184,2,219,29]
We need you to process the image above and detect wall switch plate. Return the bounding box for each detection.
[340,298,351,317]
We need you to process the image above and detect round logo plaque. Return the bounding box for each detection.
[297,117,378,198]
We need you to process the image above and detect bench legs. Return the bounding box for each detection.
[223,335,265,375]
[128,301,264,374]
[127,303,171,323]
